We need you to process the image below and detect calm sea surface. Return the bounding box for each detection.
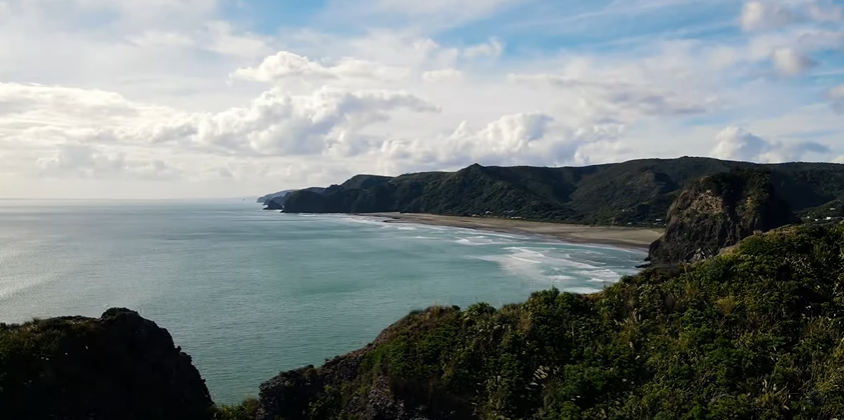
[0,200,645,403]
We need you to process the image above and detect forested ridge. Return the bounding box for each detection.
[273,157,844,227]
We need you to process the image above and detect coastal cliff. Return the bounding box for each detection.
[274,158,844,226]
[646,168,799,264]
[0,308,214,420]
[263,187,328,210]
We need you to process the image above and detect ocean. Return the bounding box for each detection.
[0,199,645,404]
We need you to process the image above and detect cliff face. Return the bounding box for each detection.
[0,308,214,420]
[647,168,799,264]
[263,187,328,210]
[258,190,294,205]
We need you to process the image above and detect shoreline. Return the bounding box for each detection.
[353,212,663,251]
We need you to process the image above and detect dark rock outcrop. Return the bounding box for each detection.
[647,168,799,264]
[0,308,214,420]
[258,189,296,204]
[262,187,327,210]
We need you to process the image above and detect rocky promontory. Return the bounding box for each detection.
[646,168,799,264]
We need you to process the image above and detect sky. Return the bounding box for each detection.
[0,0,843,199]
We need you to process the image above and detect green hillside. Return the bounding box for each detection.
[279,158,844,226]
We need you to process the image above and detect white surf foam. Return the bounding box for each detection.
[337,216,387,226]
[472,244,633,294]
[565,286,603,294]
[455,236,516,246]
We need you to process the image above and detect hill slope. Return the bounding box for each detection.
[280,158,844,226]
[253,222,844,420]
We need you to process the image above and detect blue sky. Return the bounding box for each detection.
[0,0,842,198]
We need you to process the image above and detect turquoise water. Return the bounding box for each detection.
[0,200,645,404]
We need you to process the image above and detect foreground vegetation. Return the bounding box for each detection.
[250,222,844,419]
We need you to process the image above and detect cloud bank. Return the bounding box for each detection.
[0,0,842,198]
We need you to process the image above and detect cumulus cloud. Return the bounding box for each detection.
[449,113,554,161]
[713,127,772,161]
[771,47,815,76]
[2,0,843,198]
[231,51,410,86]
[0,83,171,121]
[738,0,843,77]
[712,126,830,162]
[115,86,439,157]
[381,112,627,171]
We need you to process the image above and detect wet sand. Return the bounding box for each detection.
[356,213,664,250]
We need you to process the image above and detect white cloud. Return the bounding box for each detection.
[712,126,831,162]
[771,47,815,76]
[112,86,439,157]
[741,1,798,31]
[462,38,504,59]
[36,144,182,180]
[202,21,273,59]
[231,51,410,87]
[381,112,628,171]
[713,127,773,161]
[0,0,843,198]
[421,69,464,83]
[741,0,844,31]
[509,73,717,119]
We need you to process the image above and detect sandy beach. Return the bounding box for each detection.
[357,213,664,250]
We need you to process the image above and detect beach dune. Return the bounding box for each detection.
[359,213,664,250]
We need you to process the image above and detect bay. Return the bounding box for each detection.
[0,199,645,404]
